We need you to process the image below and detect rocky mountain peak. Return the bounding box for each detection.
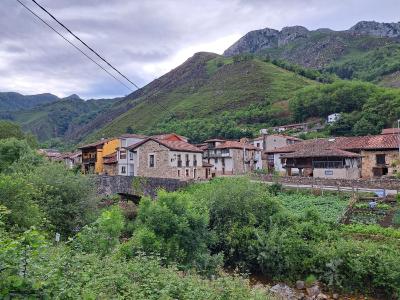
[349,21,400,38]
[279,26,310,46]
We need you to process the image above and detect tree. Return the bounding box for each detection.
[0,120,25,140]
[0,138,34,173]
[28,163,98,236]
[125,190,220,272]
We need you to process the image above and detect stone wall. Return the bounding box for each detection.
[93,175,190,198]
[255,174,400,190]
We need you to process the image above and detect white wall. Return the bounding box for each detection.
[117,137,145,176]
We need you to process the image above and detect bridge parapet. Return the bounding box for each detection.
[93,175,189,198]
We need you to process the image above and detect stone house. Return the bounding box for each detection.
[280,148,361,179]
[251,134,302,170]
[125,138,207,180]
[266,131,400,179]
[203,139,260,176]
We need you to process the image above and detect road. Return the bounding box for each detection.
[253,180,398,196]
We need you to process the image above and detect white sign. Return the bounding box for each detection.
[55,232,60,242]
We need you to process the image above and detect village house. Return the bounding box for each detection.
[266,131,400,179]
[272,122,309,133]
[78,138,120,174]
[38,148,61,161]
[327,113,341,124]
[124,137,209,180]
[203,139,260,176]
[116,133,190,176]
[59,151,82,169]
[251,134,302,170]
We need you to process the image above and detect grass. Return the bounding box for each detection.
[89,56,315,142]
[274,193,349,223]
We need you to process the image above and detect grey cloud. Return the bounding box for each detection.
[0,0,399,98]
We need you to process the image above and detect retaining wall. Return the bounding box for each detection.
[255,174,400,190]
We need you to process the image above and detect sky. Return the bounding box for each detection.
[1,0,399,99]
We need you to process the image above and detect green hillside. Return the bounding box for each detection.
[88,53,316,143]
[4,97,118,143]
[0,92,59,111]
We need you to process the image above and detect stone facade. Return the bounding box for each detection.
[135,140,206,180]
[361,150,399,178]
[94,175,189,198]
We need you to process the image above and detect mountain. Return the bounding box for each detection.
[82,52,315,143]
[2,96,118,142]
[0,92,59,111]
[224,21,400,86]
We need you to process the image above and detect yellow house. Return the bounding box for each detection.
[95,138,120,174]
[79,138,120,174]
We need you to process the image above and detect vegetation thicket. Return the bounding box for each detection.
[0,124,399,298]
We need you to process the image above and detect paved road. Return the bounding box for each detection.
[253,180,398,196]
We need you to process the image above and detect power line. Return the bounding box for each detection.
[16,0,135,92]
[17,0,176,120]
[30,0,140,90]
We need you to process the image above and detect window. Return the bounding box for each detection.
[129,152,134,160]
[256,143,260,148]
[376,154,386,165]
[185,169,189,177]
[185,154,190,167]
[177,154,182,167]
[215,158,218,164]
[120,150,126,160]
[121,166,126,174]
[193,154,197,166]
[177,170,181,177]
[149,154,155,168]
[222,158,225,166]
[193,169,197,178]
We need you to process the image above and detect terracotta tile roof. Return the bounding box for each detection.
[281,148,361,159]
[267,134,400,154]
[103,152,117,164]
[78,139,110,149]
[126,138,203,153]
[252,135,303,141]
[150,133,188,142]
[381,128,400,135]
[204,138,226,142]
[215,140,260,150]
[202,161,214,167]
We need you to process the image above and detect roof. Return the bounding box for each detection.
[273,122,308,128]
[202,161,214,167]
[78,138,110,149]
[103,152,117,164]
[150,133,188,142]
[267,134,400,154]
[252,135,303,142]
[204,138,226,142]
[215,140,260,150]
[126,138,203,153]
[381,128,400,135]
[281,148,361,159]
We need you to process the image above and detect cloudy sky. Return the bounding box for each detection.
[1,0,399,99]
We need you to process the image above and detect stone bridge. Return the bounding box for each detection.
[93,175,190,199]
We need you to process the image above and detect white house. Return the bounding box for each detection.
[327,113,341,124]
[116,134,148,176]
